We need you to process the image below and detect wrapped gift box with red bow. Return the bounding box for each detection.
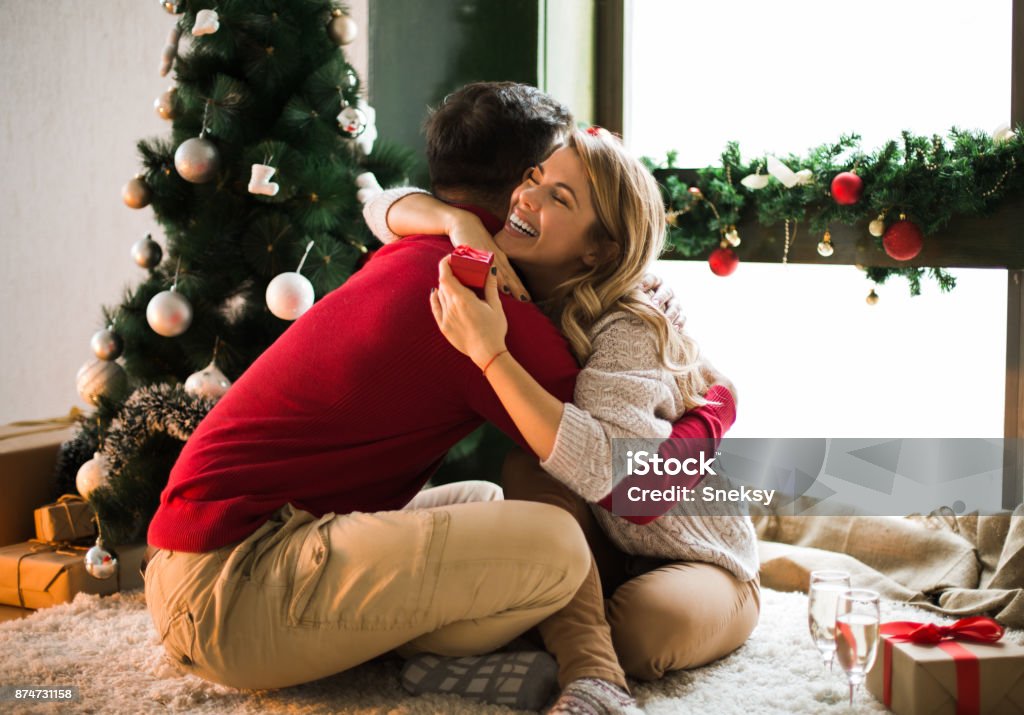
[865,617,1024,714]
[450,245,494,290]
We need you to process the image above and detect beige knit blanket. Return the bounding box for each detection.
[753,505,1024,628]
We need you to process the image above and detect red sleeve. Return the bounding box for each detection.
[463,295,579,453]
[596,384,737,524]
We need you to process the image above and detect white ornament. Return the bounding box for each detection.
[355,171,383,204]
[817,240,834,257]
[992,123,1016,144]
[766,156,812,188]
[740,173,769,190]
[354,101,377,156]
[160,25,181,76]
[76,452,110,499]
[147,288,193,337]
[266,272,314,320]
[185,360,232,400]
[248,164,280,197]
[192,9,220,36]
[76,358,127,406]
[868,218,886,237]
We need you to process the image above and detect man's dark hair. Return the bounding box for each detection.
[424,82,573,205]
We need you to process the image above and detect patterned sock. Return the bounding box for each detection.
[546,677,645,715]
[400,650,559,711]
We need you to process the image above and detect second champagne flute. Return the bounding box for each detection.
[808,570,851,670]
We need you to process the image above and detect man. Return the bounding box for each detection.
[144,82,734,711]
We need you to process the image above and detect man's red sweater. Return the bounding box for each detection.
[147,208,734,553]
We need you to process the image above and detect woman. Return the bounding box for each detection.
[365,128,759,714]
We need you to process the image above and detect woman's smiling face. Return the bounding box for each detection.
[493,146,602,287]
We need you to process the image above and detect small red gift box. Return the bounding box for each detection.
[450,245,494,290]
[865,617,1024,715]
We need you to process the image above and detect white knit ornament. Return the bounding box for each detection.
[248,164,280,196]
[192,9,220,36]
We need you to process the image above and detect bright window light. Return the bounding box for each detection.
[626,0,1010,437]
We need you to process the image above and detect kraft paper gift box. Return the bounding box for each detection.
[0,419,76,547]
[0,541,118,609]
[34,494,96,543]
[866,618,1024,715]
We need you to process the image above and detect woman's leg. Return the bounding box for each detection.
[403,479,503,509]
[502,448,629,691]
[606,560,760,680]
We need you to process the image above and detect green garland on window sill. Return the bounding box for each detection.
[644,127,1024,295]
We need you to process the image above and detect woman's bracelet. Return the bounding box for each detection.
[481,349,509,376]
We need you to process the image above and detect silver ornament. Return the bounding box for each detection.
[84,541,118,580]
[131,234,163,269]
[174,137,221,183]
[266,272,315,320]
[327,13,358,45]
[122,176,152,209]
[154,87,177,120]
[185,360,232,401]
[817,240,834,257]
[76,358,128,406]
[341,67,359,91]
[147,289,193,337]
[868,219,885,237]
[76,451,109,499]
[90,328,124,361]
[336,105,367,137]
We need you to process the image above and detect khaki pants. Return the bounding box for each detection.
[502,449,761,686]
[144,482,589,690]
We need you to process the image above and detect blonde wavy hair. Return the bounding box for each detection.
[546,129,709,409]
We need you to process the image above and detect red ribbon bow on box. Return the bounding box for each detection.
[880,617,1005,715]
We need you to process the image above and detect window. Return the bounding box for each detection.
[626,0,1011,438]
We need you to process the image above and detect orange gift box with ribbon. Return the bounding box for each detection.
[865,617,1024,715]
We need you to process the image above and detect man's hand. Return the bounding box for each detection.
[430,255,508,368]
[640,273,684,329]
[698,357,738,409]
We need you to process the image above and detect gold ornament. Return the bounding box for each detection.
[122,175,152,209]
[327,12,358,45]
[868,218,885,237]
[154,87,177,120]
[725,226,741,247]
[866,289,879,306]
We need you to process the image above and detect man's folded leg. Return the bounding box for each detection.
[145,499,589,691]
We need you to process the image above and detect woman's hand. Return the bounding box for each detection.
[698,357,738,409]
[430,255,508,368]
[448,213,531,302]
[640,272,683,329]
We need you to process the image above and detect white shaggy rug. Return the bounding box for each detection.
[1,588,1020,715]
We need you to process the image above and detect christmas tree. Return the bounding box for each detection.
[60,0,412,545]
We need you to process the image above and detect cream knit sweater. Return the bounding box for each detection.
[364,188,759,581]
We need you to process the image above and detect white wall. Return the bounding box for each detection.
[0,0,369,424]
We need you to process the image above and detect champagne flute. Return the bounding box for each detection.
[808,570,851,671]
[834,589,881,706]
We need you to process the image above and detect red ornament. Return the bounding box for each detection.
[709,247,738,276]
[882,220,924,261]
[830,171,863,205]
